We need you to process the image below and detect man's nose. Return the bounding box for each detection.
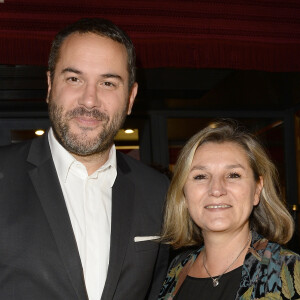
[78,83,99,109]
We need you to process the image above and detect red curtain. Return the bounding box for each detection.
[0,0,299,71]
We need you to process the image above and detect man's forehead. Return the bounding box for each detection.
[60,32,126,54]
[57,33,126,61]
[55,32,129,74]
[55,32,129,84]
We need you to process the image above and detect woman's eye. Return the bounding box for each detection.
[228,172,241,179]
[193,174,207,180]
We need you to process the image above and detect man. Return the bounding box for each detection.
[0,18,169,300]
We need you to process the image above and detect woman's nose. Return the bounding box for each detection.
[208,177,227,197]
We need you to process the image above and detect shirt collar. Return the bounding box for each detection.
[48,128,117,186]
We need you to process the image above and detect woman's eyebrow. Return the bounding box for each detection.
[225,164,245,170]
[190,165,206,171]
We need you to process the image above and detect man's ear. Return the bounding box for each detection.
[127,82,138,115]
[46,71,52,104]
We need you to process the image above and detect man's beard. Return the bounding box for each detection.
[48,98,128,156]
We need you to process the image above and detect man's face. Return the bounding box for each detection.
[47,32,137,156]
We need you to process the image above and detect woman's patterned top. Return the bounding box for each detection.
[159,231,300,300]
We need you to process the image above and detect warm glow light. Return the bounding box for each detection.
[124,129,134,134]
[35,129,45,136]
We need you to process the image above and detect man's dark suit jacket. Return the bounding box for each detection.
[0,134,169,300]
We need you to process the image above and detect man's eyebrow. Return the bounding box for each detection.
[61,67,82,75]
[61,69,124,83]
[101,73,124,82]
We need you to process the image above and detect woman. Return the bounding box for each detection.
[159,120,300,300]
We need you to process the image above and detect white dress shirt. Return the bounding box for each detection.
[48,128,117,300]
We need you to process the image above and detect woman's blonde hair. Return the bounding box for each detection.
[161,119,294,249]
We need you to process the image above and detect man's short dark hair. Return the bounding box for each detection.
[48,18,136,89]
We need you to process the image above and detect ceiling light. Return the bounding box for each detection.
[124,129,134,134]
[35,129,45,136]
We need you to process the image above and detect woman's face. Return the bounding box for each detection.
[183,141,263,236]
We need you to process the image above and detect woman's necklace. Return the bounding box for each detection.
[203,231,251,287]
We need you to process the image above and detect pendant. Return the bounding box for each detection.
[212,278,219,287]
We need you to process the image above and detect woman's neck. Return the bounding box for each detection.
[189,228,251,278]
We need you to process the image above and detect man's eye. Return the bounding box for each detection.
[193,174,207,180]
[228,172,241,179]
[67,77,79,83]
[101,81,118,89]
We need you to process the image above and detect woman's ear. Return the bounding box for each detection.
[254,176,264,206]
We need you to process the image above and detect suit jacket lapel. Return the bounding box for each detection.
[101,153,135,300]
[27,136,88,300]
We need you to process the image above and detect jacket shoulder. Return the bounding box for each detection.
[117,151,170,185]
[0,139,31,153]
[0,140,32,165]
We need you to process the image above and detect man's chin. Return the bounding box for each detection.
[67,127,103,140]
[65,140,101,156]
[69,123,102,134]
